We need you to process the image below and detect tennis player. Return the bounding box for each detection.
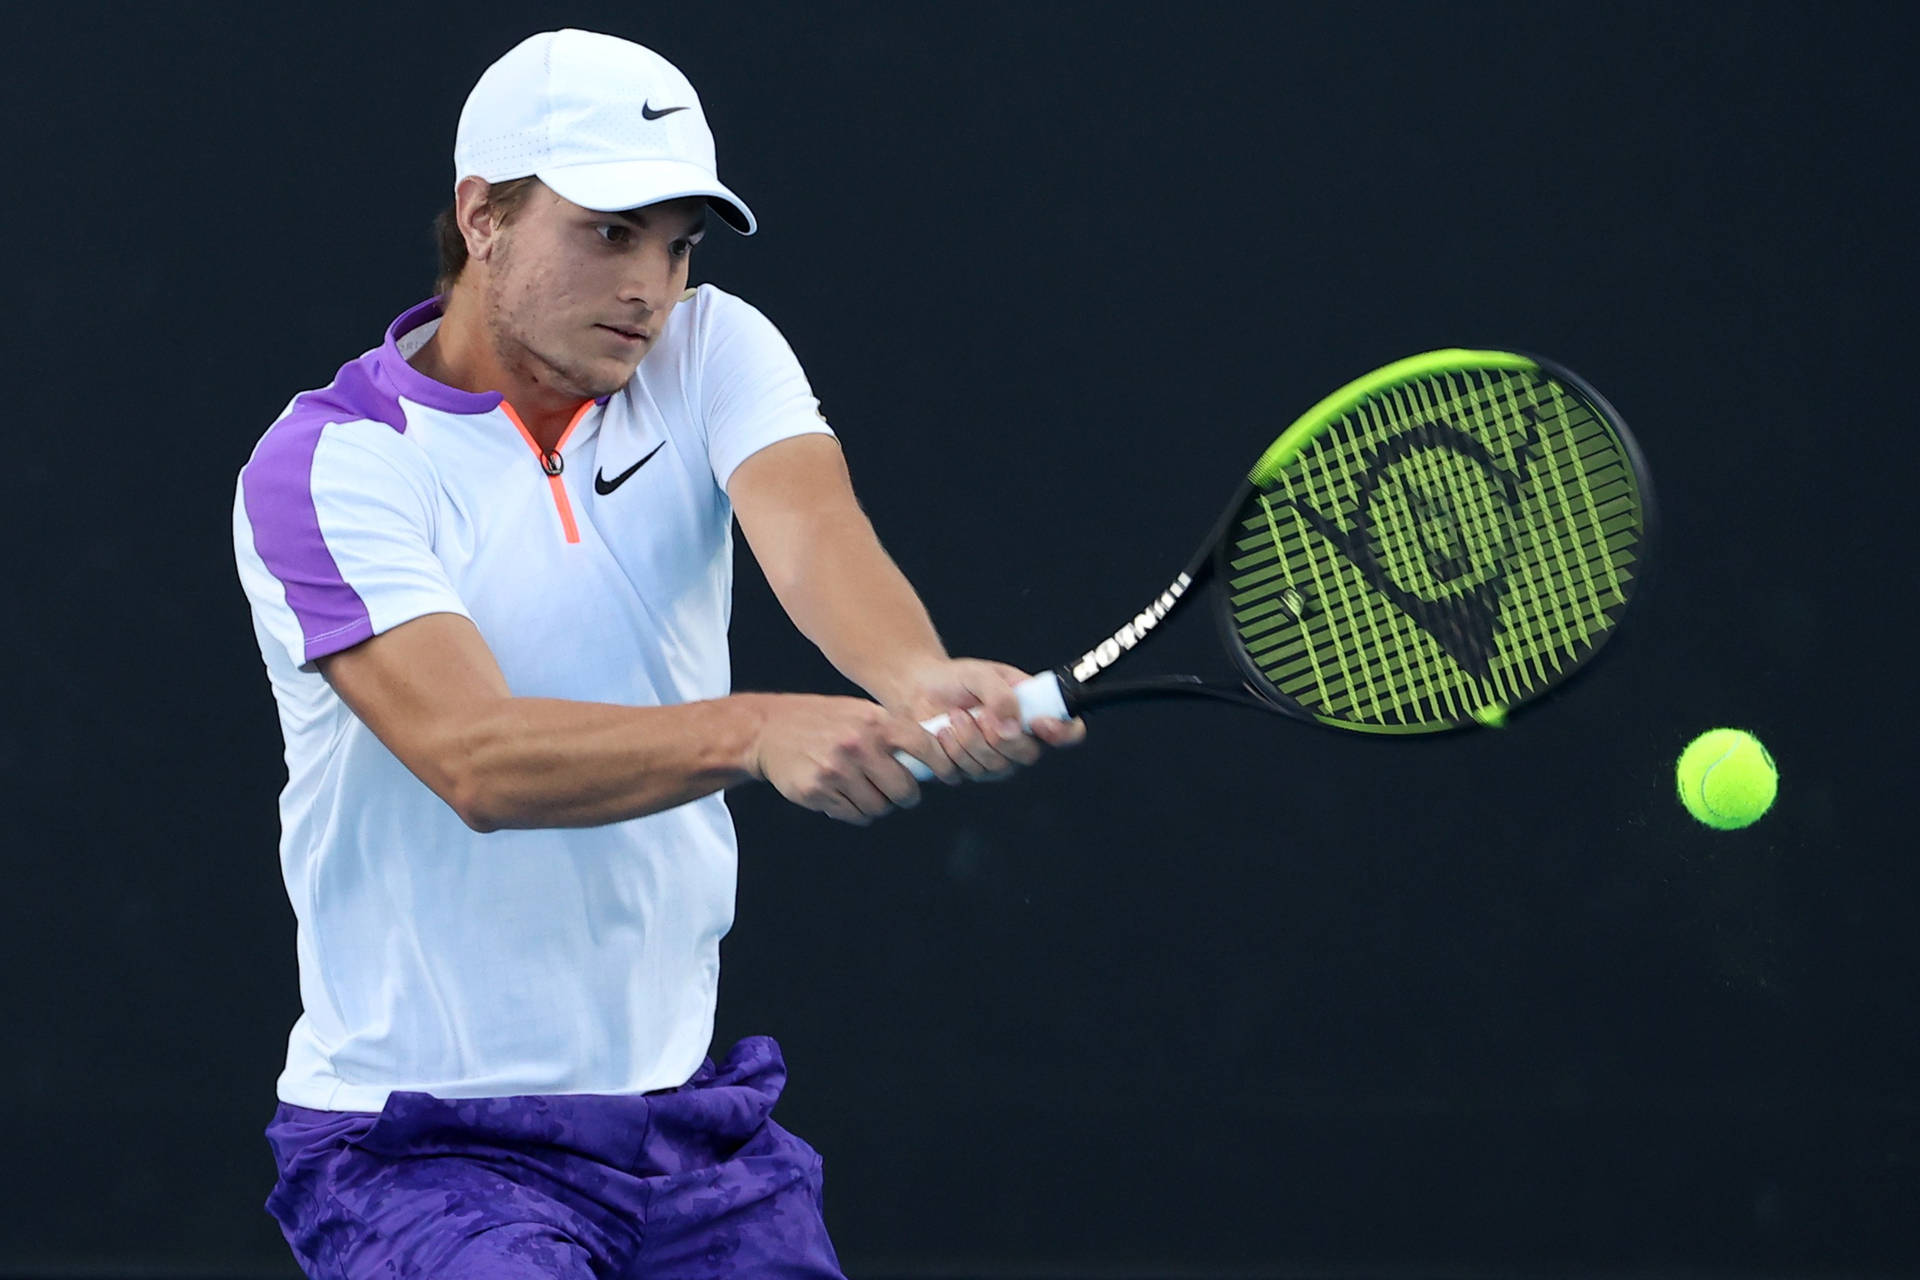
[233,28,1081,1277]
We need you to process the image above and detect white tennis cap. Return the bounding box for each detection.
[453,29,756,234]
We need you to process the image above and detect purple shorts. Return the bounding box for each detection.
[263,1035,845,1279]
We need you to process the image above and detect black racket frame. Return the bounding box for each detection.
[1044,353,1656,733]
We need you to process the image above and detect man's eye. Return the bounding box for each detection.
[671,240,697,259]
[596,224,630,244]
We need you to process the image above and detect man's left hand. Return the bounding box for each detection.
[887,658,1088,782]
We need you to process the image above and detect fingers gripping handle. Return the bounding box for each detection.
[894,671,1070,782]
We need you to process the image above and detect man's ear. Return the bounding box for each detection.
[455,176,503,264]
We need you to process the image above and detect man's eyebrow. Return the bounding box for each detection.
[608,208,709,237]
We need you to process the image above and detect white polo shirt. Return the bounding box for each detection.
[233,284,832,1112]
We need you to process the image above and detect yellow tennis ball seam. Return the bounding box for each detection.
[1695,746,1750,821]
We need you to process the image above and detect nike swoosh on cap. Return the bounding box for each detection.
[641,102,689,120]
[594,442,666,495]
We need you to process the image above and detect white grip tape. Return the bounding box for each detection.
[894,671,1070,782]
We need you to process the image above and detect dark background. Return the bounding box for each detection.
[4,1,1914,1275]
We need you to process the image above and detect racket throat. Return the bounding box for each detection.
[1061,671,1275,716]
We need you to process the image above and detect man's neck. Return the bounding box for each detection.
[408,291,585,452]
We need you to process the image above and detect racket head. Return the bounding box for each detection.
[1213,350,1653,734]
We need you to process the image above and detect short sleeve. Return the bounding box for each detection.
[235,416,470,670]
[696,290,836,491]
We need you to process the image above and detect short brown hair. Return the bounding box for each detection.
[432,176,545,298]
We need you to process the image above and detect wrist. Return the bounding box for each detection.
[727,692,777,782]
[866,652,951,716]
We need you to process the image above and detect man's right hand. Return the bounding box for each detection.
[746,694,961,825]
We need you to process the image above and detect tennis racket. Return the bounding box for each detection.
[898,349,1653,777]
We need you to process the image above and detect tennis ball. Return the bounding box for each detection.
[1675,728,1778,830]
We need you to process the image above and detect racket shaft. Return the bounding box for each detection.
[895,671,1070,781]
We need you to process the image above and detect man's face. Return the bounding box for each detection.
[477,185,709,400]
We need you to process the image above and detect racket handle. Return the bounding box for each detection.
[893,671,1070,782]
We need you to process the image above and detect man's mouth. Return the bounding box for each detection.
[598,324,647,343]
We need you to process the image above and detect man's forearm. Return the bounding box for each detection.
[320,613,780,832]
[447,695,770,831]
[765,510,947,711]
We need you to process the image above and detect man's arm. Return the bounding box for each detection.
[728,434,1084,776]
[319,611,960,830]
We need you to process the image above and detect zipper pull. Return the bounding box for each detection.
[541,451,564,477]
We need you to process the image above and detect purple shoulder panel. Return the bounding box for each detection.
[241,352,407,663]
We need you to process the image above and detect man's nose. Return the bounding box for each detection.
[620,247,679,312]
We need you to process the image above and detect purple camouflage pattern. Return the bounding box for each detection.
[264,1036,845,1279]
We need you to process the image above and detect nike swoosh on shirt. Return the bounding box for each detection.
[641,102,689,120]
[594,442,665,495]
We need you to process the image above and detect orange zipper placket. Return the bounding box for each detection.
[500,400,596,545]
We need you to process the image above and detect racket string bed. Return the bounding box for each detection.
[1221,359,1647,732]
